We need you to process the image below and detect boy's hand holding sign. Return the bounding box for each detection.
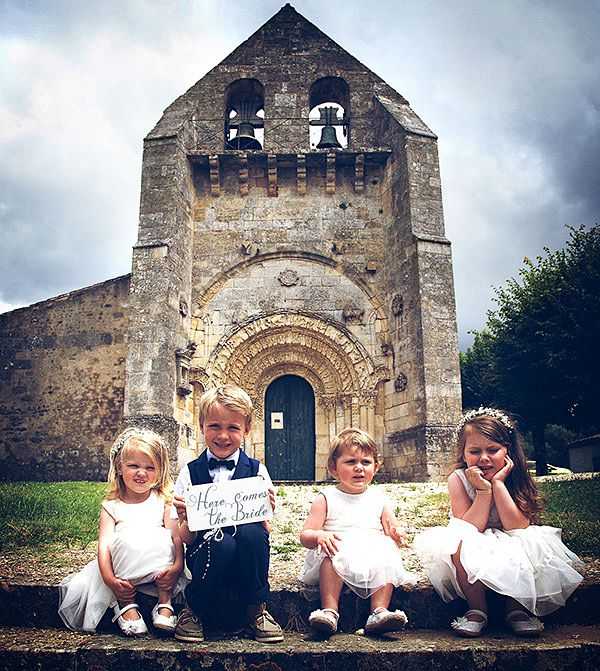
[185,476,273,531]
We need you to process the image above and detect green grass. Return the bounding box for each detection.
[1,481,106,551]
[539,476,600,555]
[271,539,302,559]
[2,476,599,557]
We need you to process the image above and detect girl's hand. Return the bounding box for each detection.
[465,466,492,491]
[381,508,408,546]
[110,577,136,602]
[388,525,409,547]
[316,530,341,557]
[173,495,188,526]
[492,456,514,483]
[155,565,180,592]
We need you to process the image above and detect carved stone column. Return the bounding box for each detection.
[362,391,378,436]
[320,395,337,443]
[340,394,353,429]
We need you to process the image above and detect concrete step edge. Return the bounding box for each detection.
[0,625,599,671]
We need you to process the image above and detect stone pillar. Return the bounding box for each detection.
[124,136,195,467]
[341,394,352,429]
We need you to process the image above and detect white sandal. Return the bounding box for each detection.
[505,609,544,636]
[365,607,408,634]
[152,602,177,632]
[308,608,339,635]
[450,609,488,637]
[112,603,148,637]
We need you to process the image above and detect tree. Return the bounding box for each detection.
[461,225,600,475]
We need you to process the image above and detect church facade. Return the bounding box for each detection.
[0,5,461,481]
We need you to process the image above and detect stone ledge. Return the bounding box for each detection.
[1,580,598,633]
[0,625,599,671]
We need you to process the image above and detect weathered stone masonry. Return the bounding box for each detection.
[125,4,462,480]
[0,4,461,481]
[0,277,130,481]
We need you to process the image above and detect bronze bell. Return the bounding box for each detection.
[317,124,342,149]
[227,122,262,150]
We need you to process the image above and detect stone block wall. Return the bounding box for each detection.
[126,4,462,481]
[0,276,130,481]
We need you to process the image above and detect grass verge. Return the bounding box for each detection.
[1,481,106,551]
[2,475,599,556]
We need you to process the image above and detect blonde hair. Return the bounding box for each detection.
[327,428,381,473]
[198,385,253,428]
[106,427,173,502]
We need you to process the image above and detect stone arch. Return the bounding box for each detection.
[206,310,386,393]
[193,250,388,337]
[202,310,389,478]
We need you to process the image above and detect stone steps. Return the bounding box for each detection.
[0,625,599,671]
[1,579,599,632]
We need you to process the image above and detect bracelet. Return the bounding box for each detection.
[475,488,492,495]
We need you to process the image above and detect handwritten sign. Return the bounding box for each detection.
[185,476,273,531]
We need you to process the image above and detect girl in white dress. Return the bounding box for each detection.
[415,408,584,637]
[299,428,415,636]
[58,428,187,636]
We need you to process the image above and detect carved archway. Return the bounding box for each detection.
[191,310,390,479]
[206,310,387,393]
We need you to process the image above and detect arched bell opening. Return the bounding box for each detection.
[225,78,265,150]
[309,77,350,149]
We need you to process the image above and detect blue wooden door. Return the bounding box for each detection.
[265,375,315,480]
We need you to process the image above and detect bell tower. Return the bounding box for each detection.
[125,4,462,480]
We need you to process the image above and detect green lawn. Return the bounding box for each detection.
[1,481,106,551]
[538,476,600,555]
[2,476,599,557]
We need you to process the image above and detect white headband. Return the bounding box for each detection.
[457,407,514,433]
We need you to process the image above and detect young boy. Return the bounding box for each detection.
[172,384,283,643]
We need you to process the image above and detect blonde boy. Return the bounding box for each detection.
[172,385,282,643]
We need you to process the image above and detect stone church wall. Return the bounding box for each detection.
[0,276,130,481]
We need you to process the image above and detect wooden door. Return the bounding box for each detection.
[265,375,315,480]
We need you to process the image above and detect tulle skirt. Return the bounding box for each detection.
[58,526,188,632]
[414,518,584,616]
[300,529,416,599]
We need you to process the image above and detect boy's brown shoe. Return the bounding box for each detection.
[247,603,284,643]
[174,607,204,642]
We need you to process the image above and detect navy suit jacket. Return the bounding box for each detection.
[187,449,260,486]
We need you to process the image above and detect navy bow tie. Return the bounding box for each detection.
[208,457,235,471]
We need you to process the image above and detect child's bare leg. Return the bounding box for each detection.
[117,598,141,620]
[452,545,487,619]
[319,558,344,612]
[370,583,393,612]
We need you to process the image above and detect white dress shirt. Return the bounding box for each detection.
[170,449,273,519]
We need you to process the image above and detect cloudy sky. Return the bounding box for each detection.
[1,1,598,349]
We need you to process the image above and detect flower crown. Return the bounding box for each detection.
[110,427,163,462]
[457,407,514,433]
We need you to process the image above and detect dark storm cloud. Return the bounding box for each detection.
[1,0,599,351]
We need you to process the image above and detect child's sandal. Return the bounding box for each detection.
[365,607,408,634]
[505,609,543,636]
[450,609,488,637]
[112,603,148,637]
[152,602,177,632]
[308,608,339,635]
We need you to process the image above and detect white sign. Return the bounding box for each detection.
[185,476,273,531]
[271,412,284,429]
